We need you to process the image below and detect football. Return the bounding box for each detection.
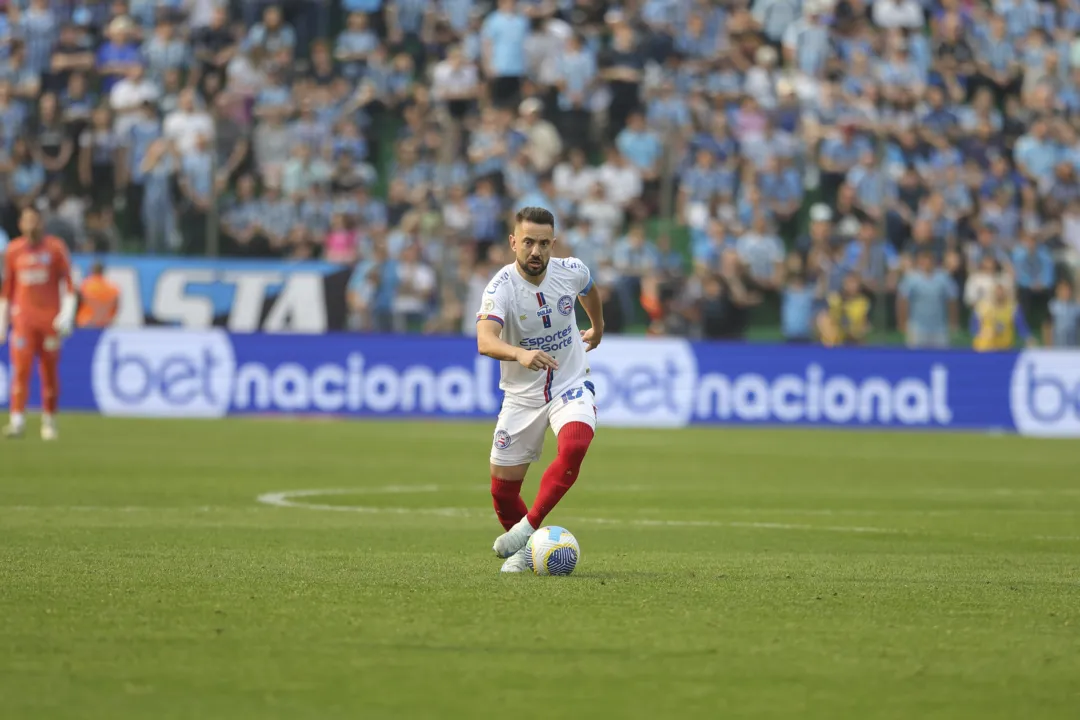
[525,526,580,576]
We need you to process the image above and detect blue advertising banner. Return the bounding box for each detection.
[70,254,353,332]
[2,331,1079,437]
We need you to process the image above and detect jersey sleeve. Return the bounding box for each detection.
[562,257,593,296]
[476,270,512,327]
[53,241,73,292]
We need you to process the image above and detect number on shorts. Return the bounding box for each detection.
[560,387,584,404]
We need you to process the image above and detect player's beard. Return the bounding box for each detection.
[519,256,547,277]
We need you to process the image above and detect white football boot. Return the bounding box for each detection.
[499,547,530,573]
[2,414,25,439]
[493,515,536,558]
[40,416,58,441]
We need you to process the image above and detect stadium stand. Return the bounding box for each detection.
[1,0,1079,346]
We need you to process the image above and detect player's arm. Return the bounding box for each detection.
[477,319,557,371]
[576,268,604,352]
[53,245,76,337]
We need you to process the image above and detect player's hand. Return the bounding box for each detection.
[517,349,558,372]
[53,314,73,338]
[580,327,602,352]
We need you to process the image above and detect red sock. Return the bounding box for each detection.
[491,476,528,531]
[527,422,594,528]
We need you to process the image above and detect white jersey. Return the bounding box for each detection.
[476,258,594,408]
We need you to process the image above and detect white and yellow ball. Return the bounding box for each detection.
[525,526,580,576]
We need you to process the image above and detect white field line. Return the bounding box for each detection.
[3,486,1077,541]
[253,489,1080,540]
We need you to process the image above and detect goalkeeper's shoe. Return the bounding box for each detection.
[40,419,58,442]
[2,422,25,439]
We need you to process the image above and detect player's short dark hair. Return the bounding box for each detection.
[515,206,555,229]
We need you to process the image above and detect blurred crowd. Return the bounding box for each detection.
[0,0,1079,348]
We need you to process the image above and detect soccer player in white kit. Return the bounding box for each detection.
[475,207,604,573]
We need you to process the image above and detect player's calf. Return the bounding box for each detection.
[491,475,528,531]
[526,422,594,529]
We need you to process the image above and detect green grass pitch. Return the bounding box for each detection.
[2,416,1079,719]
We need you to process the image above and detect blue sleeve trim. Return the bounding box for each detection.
[578,277,594,297]
[476,314,504,327]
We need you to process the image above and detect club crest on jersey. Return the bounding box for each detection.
[557,295,574,316]
[494,429,512,449]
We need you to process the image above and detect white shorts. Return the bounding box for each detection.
[490,384,597,466]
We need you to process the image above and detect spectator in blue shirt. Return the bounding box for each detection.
[819,123,872,204]
[335,12,380,80]
[975,15,1021,100]
[1012,232,1056,328]
[481,0,529,108]
[1014,118,1058,186]
[693,219,734,272]
[348,240,397,332]
[736,214,785,292]
[846,148,889,222]
[123,100,161,238]
[898,250,959,348]
[222,174,262,255]
[646,80,692,134]
[616,111,662,188]
[782,6,829,77]
[178,134,215,255]
[552,32,596,150]
[467,177,504,254]
[142,17,190,86]
[781,264,817,342]
[19,0,56,77]
[612,223,660,322]
[244,6,297,57]
[1047,279,1080,347]
[845,220,899,295]
[95,16,142,92]
[759,155,803,237]
[9,137,45,213]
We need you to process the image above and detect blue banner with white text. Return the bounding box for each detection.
[2,331,1078,437]
[70,254,352,332]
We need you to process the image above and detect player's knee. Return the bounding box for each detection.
[557,422,594,466]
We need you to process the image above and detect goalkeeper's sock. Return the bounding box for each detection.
[9,413,24,432]
[41,414,54,429]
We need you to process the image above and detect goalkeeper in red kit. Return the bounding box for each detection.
[0,206,76,440]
